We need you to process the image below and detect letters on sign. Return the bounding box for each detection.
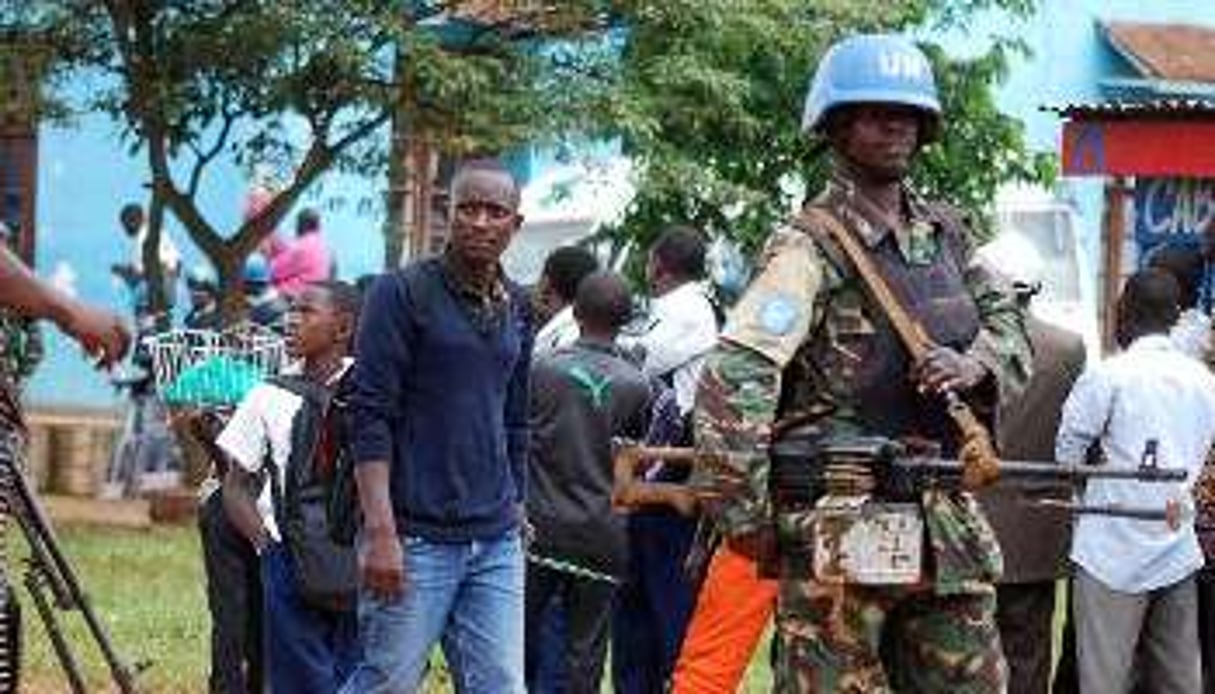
[1134,178,1215,243]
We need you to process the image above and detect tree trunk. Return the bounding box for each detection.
[384,112,408,268]
[213,249,247,327]
[384,45,411,270]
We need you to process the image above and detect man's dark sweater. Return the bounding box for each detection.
[351,257,531,542]
[528,339,650,576]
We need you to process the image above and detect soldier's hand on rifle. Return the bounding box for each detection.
[913,346,987,395]
[361,529,405,602]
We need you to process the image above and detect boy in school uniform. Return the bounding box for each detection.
[219,281,363,693]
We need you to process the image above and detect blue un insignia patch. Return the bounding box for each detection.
[758,294,799,336]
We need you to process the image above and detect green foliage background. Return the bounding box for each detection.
[573,0,1054,266]
[1,0,1053,277]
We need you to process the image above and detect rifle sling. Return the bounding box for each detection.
[793,206,933,360]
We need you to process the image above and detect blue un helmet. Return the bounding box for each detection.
[186,264,217,293]
[801,34,941,141]
[243,253,271,286]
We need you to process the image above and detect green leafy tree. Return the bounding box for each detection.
[3,0,1050,316]
[571,0,1052,273]
[1,0,602,320]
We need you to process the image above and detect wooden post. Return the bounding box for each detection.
[1100,176,1129,354]
[405,141,439,259]
[0,38,46,266]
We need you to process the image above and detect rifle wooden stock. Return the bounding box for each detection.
[611,444,718,515]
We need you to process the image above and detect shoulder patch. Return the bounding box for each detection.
[758,293,801,336]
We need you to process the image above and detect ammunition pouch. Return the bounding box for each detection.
[766,431,927,579]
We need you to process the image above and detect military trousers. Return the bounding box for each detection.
[773,578,1007,693]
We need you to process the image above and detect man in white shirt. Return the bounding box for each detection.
[624,226,720,417]
[614,225,720,694]
[111,203,182,310]
[1057,268,1215,694]
[1149,243,1215,690]
[533,245,599,356]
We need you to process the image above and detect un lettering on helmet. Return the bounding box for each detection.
[878,49,929,81]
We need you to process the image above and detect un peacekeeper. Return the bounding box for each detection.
[694,34,1031,693]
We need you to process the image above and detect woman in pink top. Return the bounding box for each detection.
[267,208,334,296]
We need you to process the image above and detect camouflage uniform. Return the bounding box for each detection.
[695,168,1031,693]
[0,312,42,390]
[0,314,32,691]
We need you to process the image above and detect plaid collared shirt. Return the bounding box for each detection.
[439,252,510,335]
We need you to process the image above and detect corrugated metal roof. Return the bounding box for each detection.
[447,0,546,25]
[1042,98,1215,119]
[1103,21,1215,82]
[444,0,604,33]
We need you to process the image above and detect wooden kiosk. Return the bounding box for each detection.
[1050,98,1215,350]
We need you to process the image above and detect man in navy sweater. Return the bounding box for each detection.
[343,159,532,693]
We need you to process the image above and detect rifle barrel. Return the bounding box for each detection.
[1034,499,1181,522]
[613,442,1189,484]
[902,457,1187,482]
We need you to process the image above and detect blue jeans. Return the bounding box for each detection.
[263,543,360,693]
[341,529,525,693]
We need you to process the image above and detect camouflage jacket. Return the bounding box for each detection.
[695,172,1032,594]
[0,311,42,389]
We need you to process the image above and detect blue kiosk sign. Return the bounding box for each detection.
[1134,177,1215,256]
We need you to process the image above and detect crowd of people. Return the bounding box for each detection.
[5,28,1215,694]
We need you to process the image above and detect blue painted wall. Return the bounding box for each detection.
[939,0,1214,150]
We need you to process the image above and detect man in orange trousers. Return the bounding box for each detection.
[671,543,778,693]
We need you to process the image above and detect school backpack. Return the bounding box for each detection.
[267,372,359,612]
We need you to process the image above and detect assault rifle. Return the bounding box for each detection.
[0,438,140,693]
[613,433,1188,525]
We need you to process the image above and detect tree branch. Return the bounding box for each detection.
[332,109,392,154]
[231,108,392,256]
[185,104,237,198]
[104,0,226,258]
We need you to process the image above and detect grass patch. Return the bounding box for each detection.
[17,524,209,692]
[12,523,780,692]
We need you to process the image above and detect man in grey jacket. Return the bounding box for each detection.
[525,271,651,694]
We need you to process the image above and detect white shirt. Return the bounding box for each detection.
[623,281,719,414]
[131,224,182,274]
[533,306,580,356]
[1057,334,1215,592]
[216,360,351,542]
[1171,308,1212,361]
